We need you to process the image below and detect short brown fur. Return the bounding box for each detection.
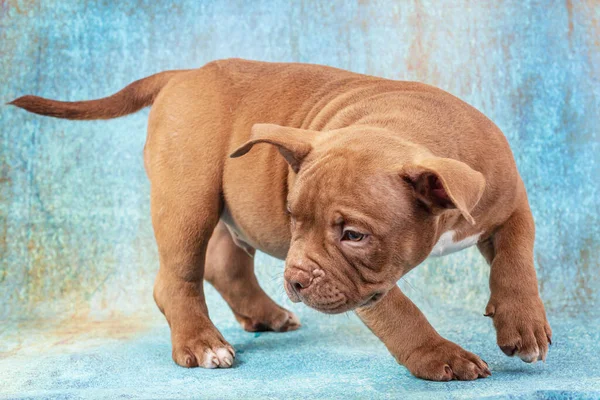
[10,59,551,380]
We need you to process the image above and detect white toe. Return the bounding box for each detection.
[202,349,219,368]
[215,347,235,368]
[519,350,539,363]
[288,312,300,326]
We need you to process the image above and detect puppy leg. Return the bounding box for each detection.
[147,76,235,369]
[205,222,300,332]
[478,206,552,363]
[151,182,236,368]
[357,286,490,381]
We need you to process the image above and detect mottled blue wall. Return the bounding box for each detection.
[1,0,598,322]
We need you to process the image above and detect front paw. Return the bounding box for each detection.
[171,325,235,369]
[404,339,491,381]
[485,295,552,363]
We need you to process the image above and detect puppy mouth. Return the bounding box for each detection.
[284,281,302,303]
[307,300,350,314]
[285,279,386,312]
[284,270,385,313]
[310,292,384,314]
[284,281,350,313]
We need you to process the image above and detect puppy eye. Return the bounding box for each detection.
[342,230,366,242]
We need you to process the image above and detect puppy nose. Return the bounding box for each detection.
[284,267,312,292]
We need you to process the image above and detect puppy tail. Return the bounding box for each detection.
[8,70,187,120]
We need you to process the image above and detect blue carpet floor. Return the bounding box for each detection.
[1,300,598,399]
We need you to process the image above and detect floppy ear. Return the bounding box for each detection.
[401,158,486,225]
[230,124,318,173]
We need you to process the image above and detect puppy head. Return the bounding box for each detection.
[231,124,485,313]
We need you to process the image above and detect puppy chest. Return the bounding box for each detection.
[221,205,291,260]
[429,230,482,257]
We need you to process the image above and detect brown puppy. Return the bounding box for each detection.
[10,59,551,381]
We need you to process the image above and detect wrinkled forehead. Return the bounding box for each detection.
[294,152,355,193]
[289,151,405,224]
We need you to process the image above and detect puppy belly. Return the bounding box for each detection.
[429,230,482,257]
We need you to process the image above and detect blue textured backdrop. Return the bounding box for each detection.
[0,1,599,399]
